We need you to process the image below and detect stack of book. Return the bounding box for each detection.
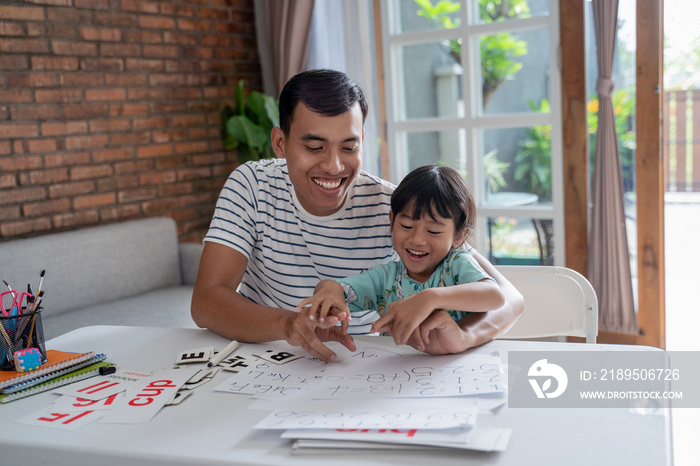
[0,350,111,403]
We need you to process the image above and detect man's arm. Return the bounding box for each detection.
[191,242,355,361]
[411,250,524,354]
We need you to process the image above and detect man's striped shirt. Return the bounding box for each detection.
[204,158,396,313]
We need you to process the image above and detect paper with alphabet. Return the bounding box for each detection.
[53,369,151,401]
[17,407,105,430]
[254,396,477,430]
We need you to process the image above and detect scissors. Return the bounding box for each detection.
[1,290,32,317]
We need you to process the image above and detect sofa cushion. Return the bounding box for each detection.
[0,217,182,319]
[41,285,198,340]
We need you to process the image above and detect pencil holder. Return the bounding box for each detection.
[0,308,47,371]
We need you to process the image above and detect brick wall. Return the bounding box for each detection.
[0,0,261,242]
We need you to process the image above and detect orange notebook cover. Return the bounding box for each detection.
[0,350,96,390]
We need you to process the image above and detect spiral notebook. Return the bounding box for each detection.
[0,361,114,403]
[0,350,100,390]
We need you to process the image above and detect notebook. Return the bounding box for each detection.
[1,353,107,394]
[0,350,99,390]
[0,361,115,403]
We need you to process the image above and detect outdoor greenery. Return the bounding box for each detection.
[221,80,279,163]
[515,98,552,200]
[414,0,529,105]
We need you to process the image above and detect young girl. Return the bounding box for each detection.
[297,164,505,350]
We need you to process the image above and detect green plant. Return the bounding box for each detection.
[414,0,529,105]
[514,98,552,200]
[483,149,510,192]
[221,80,279,163]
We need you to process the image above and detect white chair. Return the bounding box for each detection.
[496,265,598,343]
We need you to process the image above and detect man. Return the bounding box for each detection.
[192,69,523,361]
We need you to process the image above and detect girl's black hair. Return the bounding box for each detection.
[391,165,475,242]
[278,69,368,136]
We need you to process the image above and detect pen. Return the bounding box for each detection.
[207,340,239,367]
[36,270,45,295]
[2,280,12,292]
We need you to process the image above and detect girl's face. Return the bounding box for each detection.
[390,206,463,283]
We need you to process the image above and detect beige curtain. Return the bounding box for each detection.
[254,0,316,98]
[588,0,637,334]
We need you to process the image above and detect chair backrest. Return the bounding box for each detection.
[496,265,598,343]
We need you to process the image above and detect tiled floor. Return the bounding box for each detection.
[664,192,700,465]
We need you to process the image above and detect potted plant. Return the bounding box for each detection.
[221,80,279,163]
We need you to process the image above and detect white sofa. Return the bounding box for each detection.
[0,217,203,340]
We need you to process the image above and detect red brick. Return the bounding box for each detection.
[47,6,93,23]
[0,90,33,103]
[12,105,63,121]
[31,56,79,71]
[48,180,95,198]
[120,0,160,14]
[182,47,213,60]
[63,103,110,119]
[99,174,137,191]
[0,5,45,21]
[139,171,176,186]
[60,72,105,87]
[142,198,180,214]
[0,173,17,189]
[73,192,116,209]
[163,31,198,46]
[158,181,193,197]
[99,204,141,221]
[0,155,43,171]
[6,73,57,88]
[177,19,211,33]
[0,55,29,70]
[118,186,156,203]
[0,218,52,239]
[105,73,147,86]
[143,45,178,58]
[79,26,122,42]
[80,58,123,72]
[0,186,46,205]
[35,89,82,103]
[127,89,165,101]
[122,29,162,44]
[114,160,153,175]
[198,7,229,20]
[88,118,131,133]
[168,87,202,100]
[177,167,211,181]
[155,156,187,170]
[132,116,168,131]
[52,209,100,229]
[65,134,109,150]
[94,11,140,28]
[0,205,21,222]
[171,115,206,127]
[0,141,11,156]
[70,164,113,180]
[192,152,225,166]
[73,0,115,10]
[100,43,141,57]
[51,40,98,56]
[18,168,69,185]
[0,22,25,36]
[27,138,62,153]
[150,102,186,115]
[160,4,194,17]
[140,16,175,29]
[152,129,187,143]
[109,103,148,117]
[25,0,72,7]
[0,123,39,139]
[42,121,89,137]
[92,147,133,162]
[23,198,71,217]
[27,22,76,39]
[0,39,49,53]
[137,144,173,158]
[149,73,186,87]
[176,141,209,155]
[125,58,164,72]
[111,131,150,146]
[85,88,126,102]
[44,151,91,168]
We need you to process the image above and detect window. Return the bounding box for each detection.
[379,0,564,265]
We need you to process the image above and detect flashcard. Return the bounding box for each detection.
[52,393,124,412]
[17,407,104,430]
[100,367,198,424]
[253,349,304,365]
[166,390,193,406]
[54,369,151,401]
[175,347,214,364]
[219,354,251,371]
[186,367,219,384]
[180,377,212,390]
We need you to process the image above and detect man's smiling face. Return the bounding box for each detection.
[272,102,364,217]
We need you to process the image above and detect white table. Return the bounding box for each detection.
[0,326,672,466]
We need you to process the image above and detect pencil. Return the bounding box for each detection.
[207,340,239,367]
